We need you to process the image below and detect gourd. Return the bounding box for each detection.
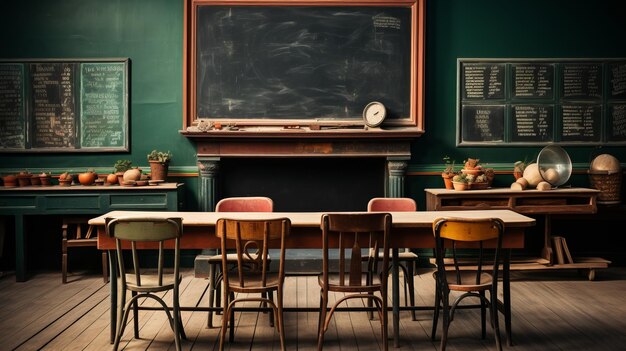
[522,163,542,188]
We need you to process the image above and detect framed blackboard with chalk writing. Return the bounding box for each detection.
[183,0,425,134]
[457,58,626,146]
[0,58,128,152]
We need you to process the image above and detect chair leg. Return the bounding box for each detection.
[207,263,216,328]
[267,291,275,327]
[407,262,417,321]
[113,289,128,351]
[218,298,231,351]
[317,289,328,351]
[440,290,450,351]
[229,292,236,342]
[490,290,503,351]
[381,292,389,351]
[480,291,487,339]
[277,287,286,351]
[431,281,440,341]
[132,291,139,339]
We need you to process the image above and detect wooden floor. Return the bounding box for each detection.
[1,267,626,351]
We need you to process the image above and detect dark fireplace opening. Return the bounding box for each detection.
[218,157,386,211]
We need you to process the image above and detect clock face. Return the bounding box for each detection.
[363,102,386,127]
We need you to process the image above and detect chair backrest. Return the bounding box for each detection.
[320,213,391,288]
[215,196,273,212]
[216,217,290,290]
[106,217,183,288]
[367,197,417,212]
[432,217,504,286]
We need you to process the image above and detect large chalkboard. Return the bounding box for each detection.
[187,0,425,130]
[0,59,128,152]
[457,58,626,146]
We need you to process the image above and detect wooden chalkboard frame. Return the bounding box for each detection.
[0,58,129,153]
[182,0,425,136]
[457,58,626,147]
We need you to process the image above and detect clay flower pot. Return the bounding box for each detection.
[441,173,454,190]
[17,172,32,186]
[30,175,41,186]
[149,161,169,182]
[78,171,98,186]
[39,173,52,186]
[3,175,17,187]
[452,181,468,191]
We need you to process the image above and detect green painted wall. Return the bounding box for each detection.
[1,0,625,207]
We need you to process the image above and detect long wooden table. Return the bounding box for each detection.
[91,209,535,347]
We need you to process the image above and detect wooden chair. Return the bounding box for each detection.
[367,197,419,320]
[206,196,274,327]
[62,216,107,283]
[215,217,290,351]
[431,217,505,351]
[318,212,391,351]
[106,217,186,351]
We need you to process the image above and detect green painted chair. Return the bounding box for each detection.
[106,217,186,351]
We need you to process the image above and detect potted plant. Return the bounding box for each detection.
[58,172,73,187]
[38,172,52,186]
[78,169,98,186]
[147,150,172,182]
[17,170,32,187]
[441,156,457,190]
[451,173,469,191]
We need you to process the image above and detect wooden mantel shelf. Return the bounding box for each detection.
[180,126,423,140]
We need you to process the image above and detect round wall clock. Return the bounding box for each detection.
[362,101,386,128]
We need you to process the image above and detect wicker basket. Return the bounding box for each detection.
[588,170,622,204]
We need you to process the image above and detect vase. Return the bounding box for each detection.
[452,181,468,191]
[149,161,169,182]
[442,174,454,190]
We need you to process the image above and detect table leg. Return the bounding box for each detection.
[109,249,117,344]
[15,215,26,282]
[392,247,399,348]
[503,249,512,346]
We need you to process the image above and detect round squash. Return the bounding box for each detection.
[522,163,542,188]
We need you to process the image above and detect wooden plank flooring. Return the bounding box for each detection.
[1,267,626,350]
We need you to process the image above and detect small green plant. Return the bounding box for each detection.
[113,159,132,173]
[147,150,172,164]
[442,156,457,175]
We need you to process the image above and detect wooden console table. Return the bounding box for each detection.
[0,183,184,281]
[425,187,609,280]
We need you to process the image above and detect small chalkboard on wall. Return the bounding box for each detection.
[457,58,626,146]
[0,58,128,153]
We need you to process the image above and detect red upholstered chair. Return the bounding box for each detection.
[367,197,419,320]
[206,197,274,327]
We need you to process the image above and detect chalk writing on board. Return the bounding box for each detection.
[463,64,505,100]
[562,63,602,99]
[80,63,125,148]
[0,64,25,148]
[609,104,626,141]
[561,104,601,141]
[609,62,626,99]
[511,105,553,142]
[30,63,76,148]
[461,105,504,142]
[513,64,554,99]
[196,6,411,120]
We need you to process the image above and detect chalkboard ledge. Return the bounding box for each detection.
[180,126,423,140]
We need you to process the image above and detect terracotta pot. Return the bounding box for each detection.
[442,173,454,190]
[30,175,41,186]
[17,174,32,187]
[452,181,468,191]
[106,173,119,185]
[39,174,52,186]
[59,179,72,187]
[3,175,17,187]
[149,161,169,182]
